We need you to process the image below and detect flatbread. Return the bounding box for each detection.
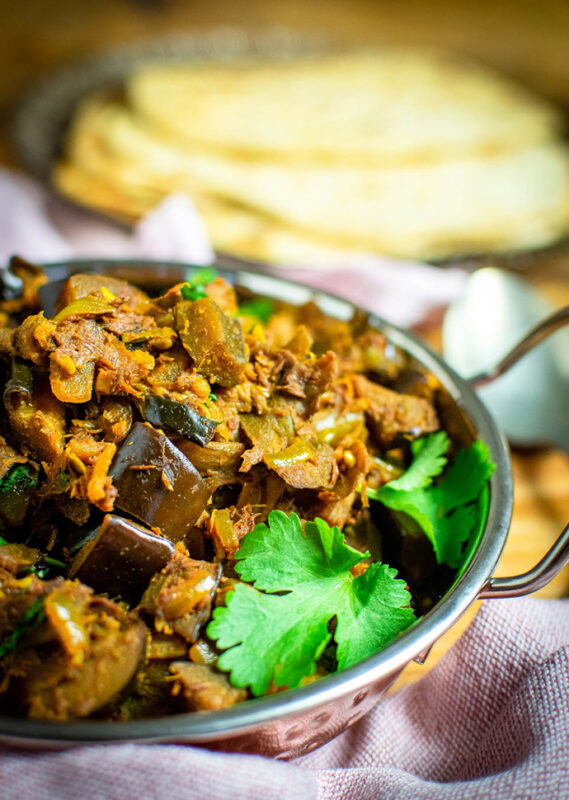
[128,51,562,166]
[57,95,569,260]
[53,49,569,263]
[55,101,355,265]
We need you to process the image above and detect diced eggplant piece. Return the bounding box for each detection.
[175,440,245,475]
[176,297,247,387]
[140,395,217,447]
[68,514,175,605]
[4,359,65,462]
[116,661,179,720]
[22,610,147,720]
[54,273,150,314]
[139,551,221,643]
[0,542,41,575]
[0,577,147,720]
[109,423,209,541]
[98,396,133,444]
[50,359,95,403]
[170,662,247,711]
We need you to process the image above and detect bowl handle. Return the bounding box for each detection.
[478,521,569,598]
[467,305,569,390]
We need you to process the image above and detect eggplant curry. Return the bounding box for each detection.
[0,258,492,721]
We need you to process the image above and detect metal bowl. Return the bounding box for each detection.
[0,258,566,758]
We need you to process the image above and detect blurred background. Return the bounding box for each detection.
[1,0,568,683]
[3,0,569,127]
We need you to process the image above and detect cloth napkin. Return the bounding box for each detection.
[0,167,467,328]
[1,598,568,800]
[0,166,567,799]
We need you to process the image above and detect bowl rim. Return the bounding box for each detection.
[0,258,513,745]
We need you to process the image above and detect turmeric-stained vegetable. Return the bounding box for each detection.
[313,409,366,445]
[44,583,90,666]
[55,273,149,313]
[4,357,33,399]
[209,508,240,560]
[98,396,133,443]
[121,327,177,350]
[170,661,247,711]
[140,395,217,447]
[176,440,245,476]
[240,413,295,454]
[69,514,175,605]
[265,438,314,469]
[147,631,188,660]
[54,295,116,323]
[50,358,95,403]
[176,297,247,387]
[4,359,65,462]
[110,423,209,541]
[140,551,221,643]
[0,541,41,574]
[2,256,47,312]
[21,607,147,720]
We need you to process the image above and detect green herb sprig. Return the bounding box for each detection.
[238,297,274,324]
[180,267,218,302]
[208,511,415,695]
[367,432,495,567]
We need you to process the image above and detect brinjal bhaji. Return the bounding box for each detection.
[0,258,493,720]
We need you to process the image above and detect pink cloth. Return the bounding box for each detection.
[0,166,466,328]
[0,166,567,798]
[1,598,568,799]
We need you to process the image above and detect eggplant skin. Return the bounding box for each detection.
[69,514,175,606]
[176,297,247,387]
[21,614,147,721]
[110,423,210,541]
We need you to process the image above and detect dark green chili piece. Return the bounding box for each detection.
[140,395,217,447]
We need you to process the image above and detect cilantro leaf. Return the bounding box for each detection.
[369,437,495,568]
[235,512,364,591]
[207,511,415,695]
[181,283,207,302]
[209,583,334,696]
[238,297,274,324]
[180,267,218,302]
[366,431,449,499]
[335,561,418,669]
[186,266,217,285]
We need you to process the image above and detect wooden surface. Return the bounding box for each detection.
[0,0,568,690]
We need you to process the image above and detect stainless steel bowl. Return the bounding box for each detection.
[0,258,567,757]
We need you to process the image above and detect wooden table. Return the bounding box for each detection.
[1,0,568,690]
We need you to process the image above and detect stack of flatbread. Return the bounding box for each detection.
[54,49,569,264]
